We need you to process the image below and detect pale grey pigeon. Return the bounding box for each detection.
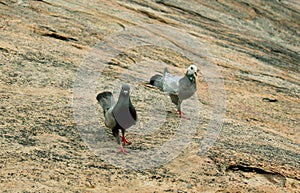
[150,65,198,118]
[96,84,137,154]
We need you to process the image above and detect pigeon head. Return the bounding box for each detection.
[120,84,130,96]
[186,65,198,77]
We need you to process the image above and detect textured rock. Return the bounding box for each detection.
[0,0,299,192]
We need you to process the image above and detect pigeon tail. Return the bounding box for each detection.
[150,74,163,90]
[96,92,115,115]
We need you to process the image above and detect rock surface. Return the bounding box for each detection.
[0,0,299,192]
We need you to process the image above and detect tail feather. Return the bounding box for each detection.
[96,92,114,114]
[150,74,163,90]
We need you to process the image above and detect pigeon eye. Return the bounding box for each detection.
[190,67,193,70]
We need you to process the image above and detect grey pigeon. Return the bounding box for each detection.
[96,84,137,154]
[150,65,198,118]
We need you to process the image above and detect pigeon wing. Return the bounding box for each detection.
[162,68,181,94]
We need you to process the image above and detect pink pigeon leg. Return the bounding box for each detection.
[117,144,127,154]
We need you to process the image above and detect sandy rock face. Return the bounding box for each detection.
[0,0,299,192]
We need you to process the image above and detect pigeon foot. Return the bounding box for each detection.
[175,110,190,120]
[117,145,127,154]
[121,135,132,145]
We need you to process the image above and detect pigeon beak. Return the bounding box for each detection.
[194,71,197,76]
[123,90,129,95]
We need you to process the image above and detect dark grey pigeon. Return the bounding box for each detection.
[150,65,198,118]
[96,84,137,154]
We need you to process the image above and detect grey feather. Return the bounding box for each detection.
[162,68,181,94]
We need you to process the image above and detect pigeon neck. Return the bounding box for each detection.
[117,94,130,106]
[186,73,196,83]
